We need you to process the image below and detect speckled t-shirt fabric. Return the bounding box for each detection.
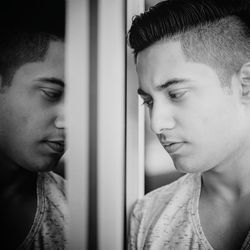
[18,172,68,250]
[129,173,250,250]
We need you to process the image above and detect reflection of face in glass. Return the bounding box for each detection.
[137,40,248,174]
[0,41,65,172]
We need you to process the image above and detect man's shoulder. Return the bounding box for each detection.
[129,173,201,249]
[39,171,67,202]
[40,171,68,236]
[45,171,66,186]
[141,173,197,202]
[25,172,68,250]
[132,173,200,220]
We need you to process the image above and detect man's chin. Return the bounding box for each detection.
[172,157,201,174]
[26,156,62,172]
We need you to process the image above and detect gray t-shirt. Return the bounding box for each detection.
[18,172,68,250]
[129,173,250,250]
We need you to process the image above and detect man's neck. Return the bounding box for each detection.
[0,154,38,249]
[200,169,250,250]
[201,137,250,201]
[0,153,37,199]
[199,150,250,250]
[201,154,250,202]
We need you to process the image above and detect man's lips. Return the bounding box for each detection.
[161,141,184,154]
[45,140,65,153]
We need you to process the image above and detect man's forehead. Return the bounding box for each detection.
[136,40,186,84]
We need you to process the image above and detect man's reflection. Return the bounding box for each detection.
[0,3,67,250]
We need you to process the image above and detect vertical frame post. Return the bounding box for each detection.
[97,0,126,249]
[66,0,89,249]
[126,0,145,231]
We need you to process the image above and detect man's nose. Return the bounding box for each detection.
[54,105,65,129]
[150,103,175,134]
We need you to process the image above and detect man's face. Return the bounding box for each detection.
[137,40,249,173]
[0,41,65,172]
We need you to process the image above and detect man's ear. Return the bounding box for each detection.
[239,62,250,101]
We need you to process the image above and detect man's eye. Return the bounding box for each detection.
[169,90,187,100]
[142,98,153,108]
[41,88,62,100]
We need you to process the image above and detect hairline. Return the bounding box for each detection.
[135,15,249,87]
[2,36,64,87]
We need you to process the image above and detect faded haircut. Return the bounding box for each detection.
[0,32,63,87]
[0,0,65,88]
[128,0,250,86]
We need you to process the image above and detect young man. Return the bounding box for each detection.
[0,1,67,249]
[128,0,250,249]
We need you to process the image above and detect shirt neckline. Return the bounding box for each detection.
[190,173,214,250]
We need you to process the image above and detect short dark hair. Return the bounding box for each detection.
[0,0,65,87]
[128,0,250,85]
[0,32,64,86]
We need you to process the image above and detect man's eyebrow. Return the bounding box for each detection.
[157,78,189,90]
[36,77,65,87]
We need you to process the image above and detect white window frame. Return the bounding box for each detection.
[66,0,145,248]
